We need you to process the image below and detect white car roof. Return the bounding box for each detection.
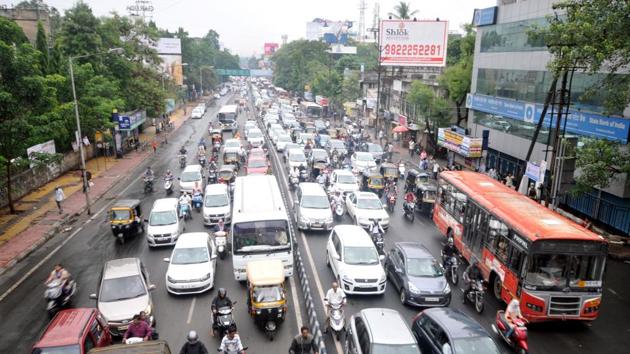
[355,192,379,200]
[152,198,178,212]
[334,225,372,247]
[288,148,305,156]
[204,183,228,195]
[103,258,141,279]
[299,182,327,196]
[174,232,210,249]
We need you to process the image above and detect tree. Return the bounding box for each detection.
[407,81,452,149]
[247,55,259,69]
[35,21,49,74]
[58,2,102,59]
[311,69,342,105]
[271,40,329,94]
[341,71,361,104]
[572,139,630,195]
[388,1,418,20]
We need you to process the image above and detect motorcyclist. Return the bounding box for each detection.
[298,165,307,182]
[45,263,71,294]
[219,326,245,354]
[462,260,484,303]
[369,219,384,236]
[441,237,457,268]
[212,288,233,328]
[323,281,346,333]
[179,330,208,354]
[179,146,187,155]
[330,190,344,208]
[123,314,152,342]
[209,160,218,172]
[143,166,154,180]
[316,171,327,186]
[164,170,174,182]
[504,298,525,339]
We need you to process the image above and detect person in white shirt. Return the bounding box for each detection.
[504,298,524,339]
[323,281,346,333]
[219,326,245,353]
[54,186,65,214]
[432,161,440,179]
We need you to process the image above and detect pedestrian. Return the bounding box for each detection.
[408,139,415,157]
[152,140,158,153]
[505,173,515,188]
[289,326,319,354]
[378,129,384,145]
[432,160,440,179]
[133,136,139,152]
[54,186,65,214]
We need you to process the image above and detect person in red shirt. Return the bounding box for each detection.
[404,191,416,204]
[123,314,152,342]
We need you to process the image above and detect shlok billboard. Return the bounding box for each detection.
[379,20,448,67]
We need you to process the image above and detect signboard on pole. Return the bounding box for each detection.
[379,20,448,67]
[525,162,541,182]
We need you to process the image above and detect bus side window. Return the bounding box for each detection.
[488,217,509,262]
[507,240,526,274]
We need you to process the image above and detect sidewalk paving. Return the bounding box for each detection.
[0,102,195,274]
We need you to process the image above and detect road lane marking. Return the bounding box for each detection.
[0,171,141,302]
[607,288,619,297]
[289,277,303,329]
[186,297,196,324]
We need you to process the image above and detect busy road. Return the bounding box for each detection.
[1,82,630,354]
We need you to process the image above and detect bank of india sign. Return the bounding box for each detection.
[379,20,448,67]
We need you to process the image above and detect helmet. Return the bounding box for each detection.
[166,170,171,174]
[218,288,226,297]
[187,330,198,344]
[447,237,454,246]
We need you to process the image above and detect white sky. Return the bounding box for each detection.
[2,0,495,56]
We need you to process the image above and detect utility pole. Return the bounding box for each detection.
[69,57,92,215]
[545,69,569,208]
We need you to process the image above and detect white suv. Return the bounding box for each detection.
[202,184,231,226]
[326,225,386,295]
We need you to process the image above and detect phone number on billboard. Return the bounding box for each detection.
[383,44,443,56]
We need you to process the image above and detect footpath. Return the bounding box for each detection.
[0,102,195,274]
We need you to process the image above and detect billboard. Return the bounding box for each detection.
[155,38,183,85]
[437,128,482,158]
[156,38,181,54]
[27,140,56,169]
[379,20,448,67]
[264,43,279,56]
[472,6,498,27]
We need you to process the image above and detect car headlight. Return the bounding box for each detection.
[408,282,421,294]
[379,273,387,283]
[167,275,175,283]
[358,218,370,225]
[341,274,353,282]
[144,304,152,316]
[325,216,333,223]
[300,214,310,223]
[201,272,212,281]
[444,283,451,294]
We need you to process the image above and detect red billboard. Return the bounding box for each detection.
[264,43,279,56]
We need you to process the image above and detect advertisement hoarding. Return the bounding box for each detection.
[264,43,279,56]
[156,38,182,54]
[160,54,184,85]
[27,140,56,168]
[437,128,482,158]
[379,20,448,67]
[472,6,498,27]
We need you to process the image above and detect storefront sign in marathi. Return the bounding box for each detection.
[438,128,482,158]
[117,110,146,131]
[466,93,630,143]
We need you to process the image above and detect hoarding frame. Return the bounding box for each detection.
[379,20,449,67]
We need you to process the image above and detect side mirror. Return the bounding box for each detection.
[89,293,97,300]
[395,266,403,274]
[379,255,386,262]
[143,219,148,223]
[177,177,181,180]
[148,284,156,291]
[163,257,170,262]
[334,254,341,261]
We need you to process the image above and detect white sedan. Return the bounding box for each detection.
[351,152,377,172]
[345,192,390,230]
[223,138,243,154]
[164,232,217,295]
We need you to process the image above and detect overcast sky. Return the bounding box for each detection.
[3,0,495,56]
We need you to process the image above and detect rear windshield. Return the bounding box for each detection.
[32,345,81,354]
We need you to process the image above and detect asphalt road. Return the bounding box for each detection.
[0,92,303,354]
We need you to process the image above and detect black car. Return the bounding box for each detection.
[385,242,451,307]
[411,308,501,354]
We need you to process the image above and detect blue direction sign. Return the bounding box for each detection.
[216,69,251,77]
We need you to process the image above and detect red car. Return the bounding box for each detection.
[246,156,270,175]
[32,308,112,353]
[248,147,266,160]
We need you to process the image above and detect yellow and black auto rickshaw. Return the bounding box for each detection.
[380,162,399,183]
[218,165,237,185]
[223,151,240,168]
[246,259,287,341]
[109,199,143,244]
[415,173,438,215]
[362,171,385,197]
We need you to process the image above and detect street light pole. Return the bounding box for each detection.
[68,56,92,215]
[199,67,203,95]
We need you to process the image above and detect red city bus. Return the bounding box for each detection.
[433,171,607,322]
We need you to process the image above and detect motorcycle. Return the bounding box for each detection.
[441,253,459,285]
[492,311,529,354]
[463,279,486,313]
[369,224,384,254]
[403,201,415,222]
[213,303,237,338]
[332,199,345,220]
[199,155,207,168]
[143,177,153,194]
[164,178,173,195]
[179,201,192,220]
[386,192,397,213]
[45,279,77,318]
[299,169,309,183]
[328,302,345,341]
[217,346,248,354]
[398,163,405,181]
[289,175,299,191]
[179,154,186,168]
[192,193,203,212]
[215,231,228,259]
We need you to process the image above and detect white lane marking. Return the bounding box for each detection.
[0,173,140,302]
[289,277,303,329]
[607,288,619,297]
[186,297,196,324]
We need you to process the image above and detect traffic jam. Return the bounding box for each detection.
[25,77,609,354]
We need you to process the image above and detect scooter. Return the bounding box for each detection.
[164,179,173,195]
[143,177,153,194]
[328,302,345,341]
[333,199,345,220]
[369,223,384,254]
[217,346,248,354]
[179,201,192,220]
[386,192,397,213]
[492,311,529,354]
[299,169,309,183]
[289,175,299,191]
[213,303,237,338]
[192,193,203,212]
[214,231,228,260]
[463,279,486,313]
[179,154,187,168]
[208,169,218,184]
[441,253,459,285]
[45,279,77,318]
[199,155,207,168]
[398,163,405,181]
[403,201,415,222]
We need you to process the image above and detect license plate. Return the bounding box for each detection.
[425,297,440,302]
[179,283,197,288]
[118,325,129,331]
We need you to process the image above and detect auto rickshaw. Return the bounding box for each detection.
[210,129,223,152]
[218,165,237,185]
[246,259,287,341]
[109,199,143,244]
[405,169,421,193]
[380,162,399,183]
[416,177,438,215]
[223,151,240,168]
[361,171,385,197]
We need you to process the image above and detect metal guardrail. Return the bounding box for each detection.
[247,87,328,353]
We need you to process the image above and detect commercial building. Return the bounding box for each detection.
[466,0,630,234]
[0,5,51,44]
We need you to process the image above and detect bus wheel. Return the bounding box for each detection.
[493,275,502,301]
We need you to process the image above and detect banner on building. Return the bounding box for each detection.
[26,140,56,169]
[437,128,482,158]
[155,38,184,85]
[379,20,448,67]
[264,42,279,56]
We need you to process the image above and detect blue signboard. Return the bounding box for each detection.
[118,116,131,129]
[466,93,630,143]
[472,6,498,27]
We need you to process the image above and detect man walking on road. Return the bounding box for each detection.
[408,139,415,157]
[378,129,384,145]
[54,186,65,214]
[289,326,319,354]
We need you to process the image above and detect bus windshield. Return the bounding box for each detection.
[525,253,606,290]
[233,220,290,254]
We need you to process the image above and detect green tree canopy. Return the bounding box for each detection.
[408,81,452,148]
[388,2,418,20]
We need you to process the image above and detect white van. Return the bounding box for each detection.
[146,198,184,247]
[179,165,204,193]
[203,184,231,226]
[295,183,333,231]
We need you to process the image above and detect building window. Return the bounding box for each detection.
[480,18,548,53]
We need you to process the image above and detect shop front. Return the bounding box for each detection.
[112,110,147,156]
[437,127,483,170]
